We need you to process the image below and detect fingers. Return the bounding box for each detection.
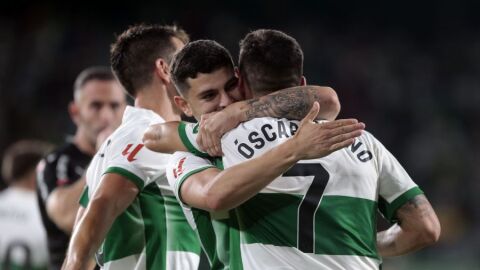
[301,102,320,123]
[320,118,358,129]
[327,127,364,145]
[327,122,365,137]
[328,138,356,152]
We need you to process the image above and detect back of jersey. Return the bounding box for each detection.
[221,117,421,270]
[0,188,49,270]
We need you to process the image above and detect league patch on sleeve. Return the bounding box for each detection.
[173,157,187,178]
[121,143,144,162]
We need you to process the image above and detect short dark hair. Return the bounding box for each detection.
[2,140,52,184]
[171,40,234,96]
[73,66,116,100]
[110,24,189,97]
[239,29,303,95]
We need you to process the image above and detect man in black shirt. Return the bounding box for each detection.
[36,66,126,269]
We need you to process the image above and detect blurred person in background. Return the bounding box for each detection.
[36,66,127,269]
[0,140,52,270]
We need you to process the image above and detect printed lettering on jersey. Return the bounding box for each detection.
[121,144,144,162]
[173,157,187,178]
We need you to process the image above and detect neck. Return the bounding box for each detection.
[134,83,181,122]
[72,130,96,156]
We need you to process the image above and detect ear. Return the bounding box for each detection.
[238,74,253,99]
[68,101,81,126]
[155,58,171,84]
[300,76,307,86]
[173,96,193,117]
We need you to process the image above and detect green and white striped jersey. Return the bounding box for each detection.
[79,106,201,270]
[176,118,423,270]
[166,151,243,270]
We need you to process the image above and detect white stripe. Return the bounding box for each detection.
[240,244,380,270]
[166,251,200,270]
[101,252,145,270]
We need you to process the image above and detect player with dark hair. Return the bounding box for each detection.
[143,39,364,269]
[160,29,440,269]
[64,24,202,270]
[36,66,126,270]
[1,140,52,270]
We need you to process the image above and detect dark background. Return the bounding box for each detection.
[1,1,479,269]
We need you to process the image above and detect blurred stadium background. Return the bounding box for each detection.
[1,1,479,269]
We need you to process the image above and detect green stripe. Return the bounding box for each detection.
[236,194,379,259]
[104,166,145,190]
[378,186,424,223]
[178,122,209,158]
[78,185,89,207]
[192,208,226,270]
[164,195,202,253]
[229,210,244,270]
[103,198,145,262]
[314,196,378,258]
[140,183,168,270]
[176,166,216,205]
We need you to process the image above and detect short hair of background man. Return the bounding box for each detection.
[73,66,116,101]
[110,24,190,97]
[2,140,52,184]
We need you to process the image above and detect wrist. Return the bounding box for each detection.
[280,138,303,162]
[235,101,250,122]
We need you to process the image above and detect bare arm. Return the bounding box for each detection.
[377,194,441,257]
[196,86,340,155]
[46,176,86,234]
[142,121,186,153]
[181,103,364,211]
[63,174,139,270]
[242,85,340,121]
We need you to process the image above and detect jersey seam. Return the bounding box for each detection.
[178,122,210,158]
[176,165,216,206]
[104,166,145,191]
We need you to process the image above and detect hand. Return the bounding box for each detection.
[291,102,365,160]
[196,109,242,156]
[142,124,163,152]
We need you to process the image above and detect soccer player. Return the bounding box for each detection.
[166,30,440,269]
[144,39,365,269]
[0,140,52,270]
[63,24,202,270]
[36,67,126,269]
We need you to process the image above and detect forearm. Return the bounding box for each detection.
[236,85,340,122]
[205,139,300,211]
[47,178,86,234]
[377,195,441,257]
[377,224,427,257]
[64,198,118,269]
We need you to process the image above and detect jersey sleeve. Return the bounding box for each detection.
[177,122,209,157]
[371,133,424,223]
[105,140,172,191]
[166,151,215,208]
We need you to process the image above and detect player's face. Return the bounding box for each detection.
[175,67,243,121]
[72,80,126,147]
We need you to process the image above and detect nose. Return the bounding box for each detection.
[99,105,116,125]
[218,90,234,110]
